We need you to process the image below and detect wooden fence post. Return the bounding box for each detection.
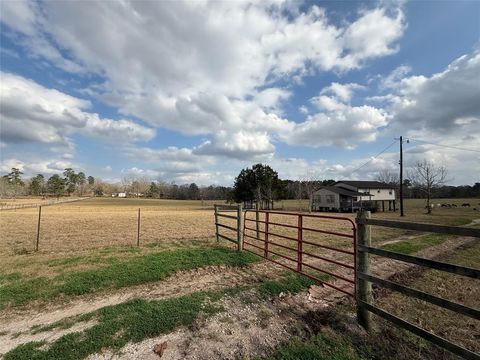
[35,206,42,252]
[255,201,260,240]
[356,210,372,331]
[137,208,141,247]
[214,205,219,242]
[297,214,303,272]
[264,212,269,258]
[237,204,243,251]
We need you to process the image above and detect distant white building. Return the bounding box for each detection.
[112,192,127,198]
[311,181,396,212]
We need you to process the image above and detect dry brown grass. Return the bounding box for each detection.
[375,241,480,356]
[0,198,217,256]
[1,197,477,281]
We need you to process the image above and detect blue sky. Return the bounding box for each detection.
[1,0,479,186]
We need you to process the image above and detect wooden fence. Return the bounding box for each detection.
[214,204,243,251]
[356,211,480,360]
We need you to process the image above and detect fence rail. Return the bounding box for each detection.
[356,210,480,360]
[243,209,357,297]
[214,204,242,250]
[358,217,480,238]
[0,197,91,210]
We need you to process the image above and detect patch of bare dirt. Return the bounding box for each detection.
[1,235,475,358]
[1,319,98,355]
[86,289,342,360]
[86,236,476,360]
[0,262,283,355]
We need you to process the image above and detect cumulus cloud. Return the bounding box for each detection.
[387,50,480,135]
[0,1,406,159]
[0,72,156,148]
[285,104,389,148]
[194,130,275,159]
[124,146,210,175]
[0,157,75,176]
[341,7,405,66]
[285,82,388,148]
[319,82,364,103]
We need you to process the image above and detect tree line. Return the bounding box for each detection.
[0,168,231,200]
[1,168,95,198]
[2,162,478,204]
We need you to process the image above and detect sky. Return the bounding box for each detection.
[0,0,479,186]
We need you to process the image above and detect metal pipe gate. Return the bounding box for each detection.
[243,209,357,297]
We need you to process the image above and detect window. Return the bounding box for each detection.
[389,190,393,195]
[377,190,381,193]
[326,195,335,204]
[314,195,322,203]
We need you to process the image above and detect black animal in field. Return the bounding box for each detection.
[461,203,471,207]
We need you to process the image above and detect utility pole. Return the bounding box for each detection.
[399,136,404,217]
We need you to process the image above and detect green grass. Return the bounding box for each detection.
[45,256,87,267]
[30,313,96,335]
[257,274,320,298]
[447,218,472,226]
[380,234,450,255]
[4,292,223,360]
[0,272,22,285]
[0,247,258,309]
[263,332,370,360]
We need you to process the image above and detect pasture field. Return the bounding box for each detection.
[0,198,218,255]
[1,197,478,254]
[0,197,478,359]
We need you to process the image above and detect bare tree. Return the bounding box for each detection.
[301,171,322,212]
[136,177,150,197]
[375,169,399,186]
[408,160,448,214]
[121,176,132,193]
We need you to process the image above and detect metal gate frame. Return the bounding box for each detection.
[214,204,243,251]
[243,209,357,297]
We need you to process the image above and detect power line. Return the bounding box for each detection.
[344,140,398,178]
[408,138,480,154]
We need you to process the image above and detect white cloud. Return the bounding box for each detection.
[285,104,389,148]
[194,130,275,159]
[0,0,37,36]
[299,105,309,114]
[341,7,405,66]
[254,88,291,112]
[123,146,212,176]
[0,1,407,158]
[319,82,364,103]
[379,64,411,90]
[0,72,155,148]
[0,157,75,176]
[384,50,480,136]
[287,82,389,148]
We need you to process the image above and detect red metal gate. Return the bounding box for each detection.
[243,210,357,297]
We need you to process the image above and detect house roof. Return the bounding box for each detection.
[315,186,371,197]
[335,180,394,189]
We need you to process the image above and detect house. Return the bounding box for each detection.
[112,192,127,198]
[311,181,396,212]
[311,186,369,212]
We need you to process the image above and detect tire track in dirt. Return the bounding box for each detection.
[0,262,283,355]
[1,235,476,356]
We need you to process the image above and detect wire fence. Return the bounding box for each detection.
[0,205,216,254]
[0,197,90,210]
